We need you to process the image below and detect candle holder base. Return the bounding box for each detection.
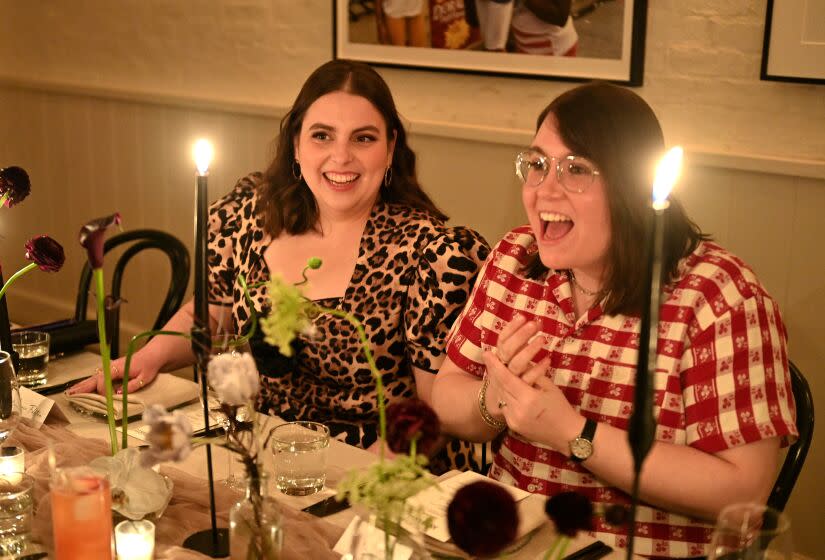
[183,528,229,558]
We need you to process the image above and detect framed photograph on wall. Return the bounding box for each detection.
[761,0,825,84]
[335,0,648,85]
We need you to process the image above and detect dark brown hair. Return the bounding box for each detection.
[258,59,446,235]
[525,82,708,316]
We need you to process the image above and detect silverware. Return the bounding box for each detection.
[561,541,613,560]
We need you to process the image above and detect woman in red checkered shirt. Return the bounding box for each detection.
[432,82,798,558]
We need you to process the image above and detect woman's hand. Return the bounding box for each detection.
[66,354,160,396]
[485,314,581,450]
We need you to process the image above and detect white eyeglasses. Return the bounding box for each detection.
[515,149,601,193]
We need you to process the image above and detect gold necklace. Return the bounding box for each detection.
[567,270,599,297]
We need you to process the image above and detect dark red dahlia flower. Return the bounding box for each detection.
[385,398,441,457]
[79,213,122,268]
[447,480,519,558]
[24,235,65,272]
[0,166,31,207]
[545,491,594,537]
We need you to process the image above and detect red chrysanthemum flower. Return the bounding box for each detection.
[545,491,594,537]
[24,235,65,272]
[0,166,31,207]
[447,481,519,557]
[385,398,441,457]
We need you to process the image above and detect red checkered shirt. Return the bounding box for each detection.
[446,226,798,559]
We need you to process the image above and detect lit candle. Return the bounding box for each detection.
[192,138,214,337]
[629,146,683,464]
[626,147,683,560]
[0,446,24,476]
[115,519,155,560]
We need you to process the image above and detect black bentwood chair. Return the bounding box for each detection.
[767,360,814,512]
[73,229,190,359]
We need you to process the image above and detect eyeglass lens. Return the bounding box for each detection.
[516,151,597,192]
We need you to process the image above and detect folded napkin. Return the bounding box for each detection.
[66,373,199,420]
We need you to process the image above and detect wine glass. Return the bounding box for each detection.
[206,334,254,489]
[0,351,23,445]
[708,503,793,560]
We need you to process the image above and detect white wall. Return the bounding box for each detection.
[1,0,824,555]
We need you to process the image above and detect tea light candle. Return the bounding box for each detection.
[115,519,155,560]
[0,446,24,476]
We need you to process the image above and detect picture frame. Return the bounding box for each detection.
[760,0,825,85]
[334,0,648,85]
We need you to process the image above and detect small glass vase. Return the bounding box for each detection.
[350,513,431,560]
[229,475,283,560]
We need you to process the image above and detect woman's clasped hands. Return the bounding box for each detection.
[482,314,582,450]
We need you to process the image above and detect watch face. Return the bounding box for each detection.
[570,437,593,460]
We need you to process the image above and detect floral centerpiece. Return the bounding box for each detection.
[259,263,444,558]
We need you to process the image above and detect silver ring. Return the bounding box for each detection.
[497,400,507,409]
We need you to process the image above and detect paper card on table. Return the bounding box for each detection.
[333,515,413,560]
[121,404,221,441]
[20,386,67,428]
[406,470,532,543]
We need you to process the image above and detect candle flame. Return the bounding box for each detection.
[193,139,214,176]
[652,146,683,209]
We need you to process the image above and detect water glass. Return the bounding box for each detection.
[0,474,34,556]
[271,421,330,496]
[50,467,114,559]
[10,331,50,387]
[708,503,793,560]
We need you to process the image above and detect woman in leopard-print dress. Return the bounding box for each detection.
[70,59,490,473]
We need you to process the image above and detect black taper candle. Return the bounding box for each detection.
[626,203,670,560]
[0,270,19,372]
[183,168,229,557]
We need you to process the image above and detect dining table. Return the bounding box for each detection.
[8,350,635,560]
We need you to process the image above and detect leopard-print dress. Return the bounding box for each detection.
[207,173,490,473]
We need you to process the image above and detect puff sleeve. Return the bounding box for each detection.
[404,226,490,373]
[207,174,258,306]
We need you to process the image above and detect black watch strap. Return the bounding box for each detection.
[580,417,597,441]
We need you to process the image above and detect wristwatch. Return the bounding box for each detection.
[569,418,597,463]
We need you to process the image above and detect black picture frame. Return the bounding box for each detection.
[760,0,825,85]
[334,0,647,86]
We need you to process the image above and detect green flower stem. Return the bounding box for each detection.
[542,536,570,560]
[120,329,192,449]
[319,307,386,459]
[94,268,118,455]
[0,262,37,301]
[0,192,9,207]
[119,272,256,449]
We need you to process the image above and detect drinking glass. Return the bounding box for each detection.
[708,503,793,560]
[0,474,34,556]
[10,331,50,387]
[270,421,330,496]
[0,352,21,446]
[50,467,114,559]
[206,334,253,489]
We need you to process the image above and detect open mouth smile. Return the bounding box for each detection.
[323,172,359,187]
[539,211,574,241]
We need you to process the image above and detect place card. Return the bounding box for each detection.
[405,470,538,543]
[20,386,67,428]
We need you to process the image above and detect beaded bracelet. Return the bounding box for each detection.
[477,376,507,431]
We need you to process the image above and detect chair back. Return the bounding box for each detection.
[767,360,814,512]
[74,229,190,358]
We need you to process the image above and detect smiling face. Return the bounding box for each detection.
[294,91,395,222]
[522,116,612,287]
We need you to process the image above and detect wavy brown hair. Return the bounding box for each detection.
[258,59,446,236]
[524,82,709,316]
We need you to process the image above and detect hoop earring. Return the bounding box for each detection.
[292,160,302,180]
[383,166,393,187]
